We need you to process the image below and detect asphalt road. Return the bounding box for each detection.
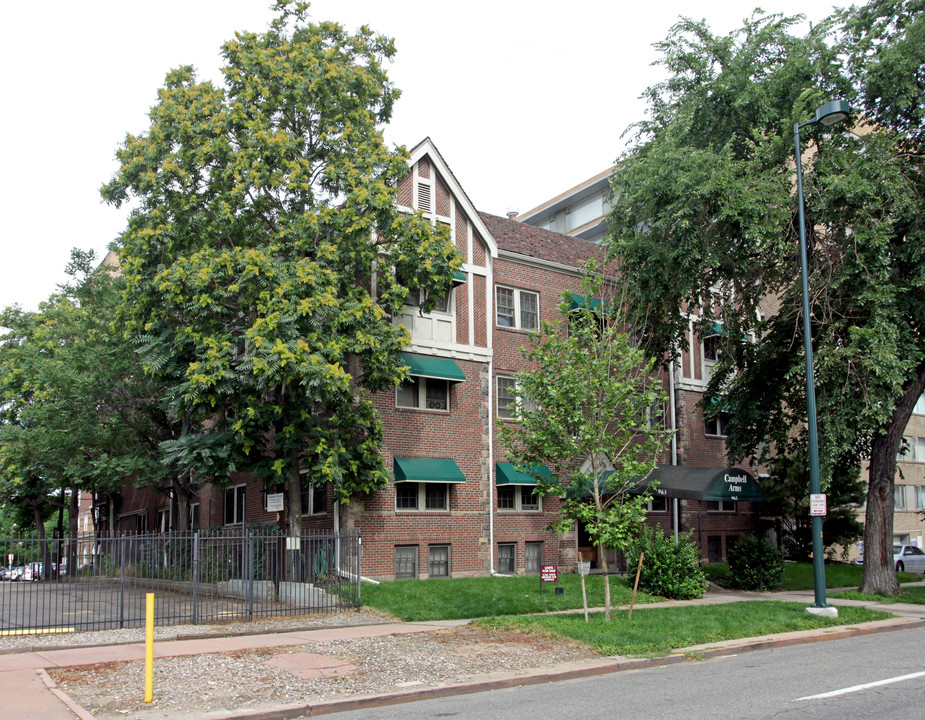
[324,624,925,719]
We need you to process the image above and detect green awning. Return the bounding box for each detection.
[496,462,551,486]
[399,353,466,382]
[567,293,609,312]
[452,271,466,286]
[645,466,763,502]
[393,457,467,483]
[564,470,622,498]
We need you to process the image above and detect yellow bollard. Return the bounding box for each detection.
[145,593,154,703]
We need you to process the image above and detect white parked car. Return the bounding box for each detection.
[853,545,925,573]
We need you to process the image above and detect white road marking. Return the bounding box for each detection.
[795,670,925,701]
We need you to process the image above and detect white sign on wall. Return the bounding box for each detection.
[266,492,284,513]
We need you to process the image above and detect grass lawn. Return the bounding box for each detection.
[475,602,891,657]
[703,561,924,591]
[829,586,925,604]
[361,573,658,621]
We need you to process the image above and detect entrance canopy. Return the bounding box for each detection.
[646,466,763,502]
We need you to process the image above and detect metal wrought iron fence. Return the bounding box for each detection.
[0,529,361,634]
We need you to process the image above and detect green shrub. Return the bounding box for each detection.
[625,527,706,599]
[727,536,784,590]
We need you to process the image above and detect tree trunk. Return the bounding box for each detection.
[66,489,79,580]
[859,364,925,594]
[287,452,303,537]
[599,542,612,621]
[172,476,191,531]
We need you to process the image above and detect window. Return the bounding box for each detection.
[703,333,721,363]
[428,545,450,577]
[916,486,925,511]
[898,436,925,462]
[300,474,327,516]
[566,193,603,231]
[525,542,543,574]
[895,486,907,510]
[647,496,668,513]
[397,376,449,411]
[706,500,736,513]
[496,376,537,419]
[496,287,539,330]
[395,483,449,511]
[224,484,246,525]
[189,503,200,530]
[498,543,515,573]
[914,394,925,415]
[708,535,722,563]
[633,396,665,429]
[704,411,731,437]
[157,508,170,533]
[497,485,541,512]
[403,285,451,313]
[395,546,418,579]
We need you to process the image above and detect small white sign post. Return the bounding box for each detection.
[810,493,827,517]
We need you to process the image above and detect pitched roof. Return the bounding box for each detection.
[478,211,606,269]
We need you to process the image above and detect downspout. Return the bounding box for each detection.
[487,253,499,575]
[669,356,680,542]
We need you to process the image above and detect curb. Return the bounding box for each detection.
[37,668,97,720]
[128,615,925,720]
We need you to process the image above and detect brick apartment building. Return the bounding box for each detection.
[105,139,763,580]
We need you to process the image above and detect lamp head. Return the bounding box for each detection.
[813,100,851,127]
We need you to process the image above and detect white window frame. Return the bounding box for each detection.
[404,286,452,314]
[224,484,246,526]
[299,471,327,516]
[496,376,537,419]
[395,482,449,512]
[898,436,925,462]
[706,500,737,513]
[895,486,907,510]
[566,192,603,231]
[647,496,669,513]
[497,485,541,512]
[704,411,731,437]
[189,503,200,530]
[396,376,450,412]
[495,286,539,330]
[633,396,666,430]
[915,486,925,511]
[914,394,925,415]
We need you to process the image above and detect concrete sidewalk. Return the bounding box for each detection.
[4,588,924,720]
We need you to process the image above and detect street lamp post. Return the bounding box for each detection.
[794,100,850,616]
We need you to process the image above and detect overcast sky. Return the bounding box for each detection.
[0,0,839,312]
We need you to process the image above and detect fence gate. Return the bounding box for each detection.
[0,529,362,634]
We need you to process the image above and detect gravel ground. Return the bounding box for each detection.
[44,619,599,720]
[0,609,393,653]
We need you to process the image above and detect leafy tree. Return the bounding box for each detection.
[761,453,864,562]
[498,268,671,620]
[0,250,169,571]
[101,1,460,535]
[608,5,925,594]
